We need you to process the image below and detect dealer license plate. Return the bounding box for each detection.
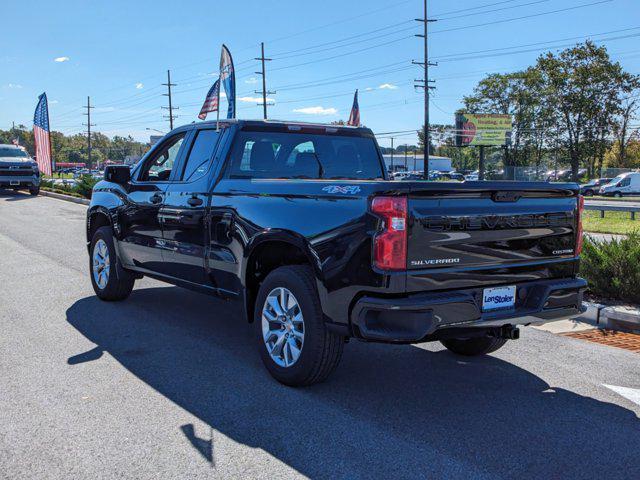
[9,181,19,186]
[482,286,516,311]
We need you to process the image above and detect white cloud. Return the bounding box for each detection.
[135,83,144,89]
[245,77,258,84]
[54,56,70,63]
[292,106,338,115]
[378,83,398,90]
[239,96,274,103]
[365,87,374,91]
[50,100,59,104]
[6,83,23,89]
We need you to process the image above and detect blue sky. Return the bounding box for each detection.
[2,0,639,147]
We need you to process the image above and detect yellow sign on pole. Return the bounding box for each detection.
[455,113,512,146]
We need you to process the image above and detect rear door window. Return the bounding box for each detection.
[180,129,221,182]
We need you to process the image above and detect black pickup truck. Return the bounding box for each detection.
[87,120,586,386]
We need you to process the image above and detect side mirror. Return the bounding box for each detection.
[104,165,131,185]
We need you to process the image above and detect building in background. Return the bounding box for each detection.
[382,154,452,173]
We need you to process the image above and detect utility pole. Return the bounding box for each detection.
[255,42,275,120]
[404,144,408,170]
[82,96,95,167]
[162,70,178,130]
[390,137,395,172]
[414,0,437,180]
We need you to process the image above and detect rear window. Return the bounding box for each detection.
[226,131,384,180]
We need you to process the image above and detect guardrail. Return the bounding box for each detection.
[585,204,640,220]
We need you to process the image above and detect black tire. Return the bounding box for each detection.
[440,336,508,356]
[89,226,135,301]
[254,265,344,387]
[613,192,623,198]
[29,186,40,196]
[583,189,594,197]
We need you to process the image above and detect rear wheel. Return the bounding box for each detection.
[90,226,135,301]
[255,265,344,386]
[440,336,508,356]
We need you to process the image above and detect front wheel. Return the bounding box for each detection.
[29,186,40,196]
[583,189,594,197]
[440,336,508,356]
[255,265,344,386]
[89,226,135,301]
[613,192,623,198]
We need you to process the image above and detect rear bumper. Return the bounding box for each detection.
[350,277,587,343]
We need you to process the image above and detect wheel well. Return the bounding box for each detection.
[245,241,310,323]
[87,211,111,244]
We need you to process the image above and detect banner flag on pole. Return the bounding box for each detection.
[33,92,53,176]
[220,44,236,119]
[198,79,220,120]
[347,89,360,126]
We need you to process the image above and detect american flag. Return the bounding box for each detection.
[33,92,53,176]
[198,79,220,120]
[347,89,360,127]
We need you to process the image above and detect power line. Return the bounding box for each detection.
[430,0,613,35]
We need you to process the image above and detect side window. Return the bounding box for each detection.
[620,177,631,187]
[138,133,185,182]
[181,129,220,182]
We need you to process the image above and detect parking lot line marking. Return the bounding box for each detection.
[603,384,640,407]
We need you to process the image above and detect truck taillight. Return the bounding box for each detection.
[576,194,585,255]
[371,196,407,271]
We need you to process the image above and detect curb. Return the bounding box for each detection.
[39,190,90,206]
[575,301,608,328]
[601,306,640,332]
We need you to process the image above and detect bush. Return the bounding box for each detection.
[74,175,99,199]
[580,232,640,304]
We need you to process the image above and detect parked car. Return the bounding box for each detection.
[53,178,79,188]
[579,178,613,196]
[0,144,40,195]
[87,119,587,386]
[599,172,640,197]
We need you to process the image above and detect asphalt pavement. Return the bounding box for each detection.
[1,190,639,479]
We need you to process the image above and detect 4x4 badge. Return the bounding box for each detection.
[322,185,361,194]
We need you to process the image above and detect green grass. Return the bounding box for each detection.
[588,195,640,202]
[583,210,640,235]
[44,173,75,179]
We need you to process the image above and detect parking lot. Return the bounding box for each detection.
[1,190,639,479]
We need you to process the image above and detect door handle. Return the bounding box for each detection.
[187,196,203,207]
[150,193,163,204]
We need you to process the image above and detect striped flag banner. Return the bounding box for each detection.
[347,89,360,127]
[33,92,53,176]
[198,79,220,120]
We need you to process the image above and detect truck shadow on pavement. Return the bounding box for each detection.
[0,189,37,201]
[66,286,640,479]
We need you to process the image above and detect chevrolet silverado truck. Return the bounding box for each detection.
[86,120,586,386]
[0,144,41,195]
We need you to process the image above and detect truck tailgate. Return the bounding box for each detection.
[405,184,579,292]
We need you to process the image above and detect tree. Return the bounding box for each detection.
[462,68,551,175]
[536,41,640,180]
